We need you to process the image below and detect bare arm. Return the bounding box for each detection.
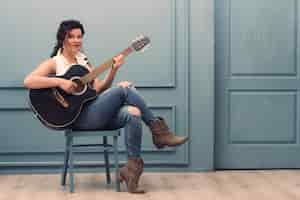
[89,54,124,94]
[24,58,76,93]
[88,63,118,94]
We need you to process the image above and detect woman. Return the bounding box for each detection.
[24,19,188,193]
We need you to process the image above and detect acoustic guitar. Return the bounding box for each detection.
[29,35,150,129]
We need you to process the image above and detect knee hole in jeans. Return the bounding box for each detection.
[127,106,141,116]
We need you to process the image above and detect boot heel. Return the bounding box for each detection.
[120,173,129,189]
[118,172,125,183]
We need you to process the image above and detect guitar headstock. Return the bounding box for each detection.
[131,35,150,52]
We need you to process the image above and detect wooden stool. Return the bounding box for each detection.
[61,129,121,192]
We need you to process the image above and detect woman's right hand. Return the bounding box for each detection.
[58,78,77,94]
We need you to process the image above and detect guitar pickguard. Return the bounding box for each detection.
[52,88,69,108]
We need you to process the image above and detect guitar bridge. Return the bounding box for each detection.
[52,88,69,108]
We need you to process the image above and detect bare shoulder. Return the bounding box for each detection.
[31,58,57,76]
[40,58,56,68]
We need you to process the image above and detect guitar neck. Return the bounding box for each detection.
[81,47,133,84]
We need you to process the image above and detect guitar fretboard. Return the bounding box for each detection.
[80,47,133,84]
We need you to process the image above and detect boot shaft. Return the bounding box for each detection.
[126,157,144,171]
[149,117,169,135]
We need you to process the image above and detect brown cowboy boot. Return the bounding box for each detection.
[121,158,144,187]
[118,157,145,194]
[149,117,189,149]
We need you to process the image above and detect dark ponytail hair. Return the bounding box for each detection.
[50,19,85,57]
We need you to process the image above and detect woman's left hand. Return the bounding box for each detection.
[117,81,133,88]
[112,54,124,70]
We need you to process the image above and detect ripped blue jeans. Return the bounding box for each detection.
[72,86,156,158]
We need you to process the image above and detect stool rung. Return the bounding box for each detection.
[72,144,113,147]
[72,147,114,153]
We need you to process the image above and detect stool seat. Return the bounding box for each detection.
[61,128,121,193]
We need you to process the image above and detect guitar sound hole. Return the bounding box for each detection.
[70,77,87,95]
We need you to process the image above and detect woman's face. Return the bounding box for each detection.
[63,28,83,55]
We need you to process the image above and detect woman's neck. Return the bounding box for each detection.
[61,49,77,64]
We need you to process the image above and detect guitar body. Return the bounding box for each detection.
[29,65,97,130]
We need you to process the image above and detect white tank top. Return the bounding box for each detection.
[52,49,90,76]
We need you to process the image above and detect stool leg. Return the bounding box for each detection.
[61,135,70,186]
[68,136,75,193]
[113,135,120,192]
[103,136,111,184]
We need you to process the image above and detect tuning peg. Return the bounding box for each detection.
[140,44,150,53]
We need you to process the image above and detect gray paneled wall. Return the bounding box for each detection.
[215,0,300,169]
[0,0,214,172]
